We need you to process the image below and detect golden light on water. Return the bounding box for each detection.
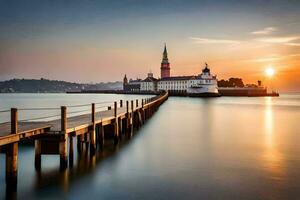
[265,67,275,78]
[263,97,285,180]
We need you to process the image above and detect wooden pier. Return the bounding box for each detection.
[0,92,168,189]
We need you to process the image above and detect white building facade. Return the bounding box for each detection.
[123,45,219,96]
[140,73,158,92]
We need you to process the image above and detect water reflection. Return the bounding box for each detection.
[30,138,127,196]
[263,97,285,181]
[2,94,300,199]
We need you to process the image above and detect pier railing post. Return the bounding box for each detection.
[136,99,138,108]
[131,100,134,111]
[124,101,129,135]
[120,100,123,107]
[114,102,119,144]
[60,106,68,170]
[130,100,134,135]
[6,108,18,188]
[90,103,96,154]
[126,101,129,114]
[142,99,145,123]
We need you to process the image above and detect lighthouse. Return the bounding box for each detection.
[161,44,170,78]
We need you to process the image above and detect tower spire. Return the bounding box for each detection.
[164,43,167,54]
[161,43,170,78]
[162,43,168,63]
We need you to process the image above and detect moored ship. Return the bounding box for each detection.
[187,63,220,97]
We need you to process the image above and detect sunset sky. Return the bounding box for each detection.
[0,0,300,92]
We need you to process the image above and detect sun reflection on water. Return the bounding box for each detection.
[263,97,285,181]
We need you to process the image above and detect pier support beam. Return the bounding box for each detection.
[6,143,18,188]
[6,108,18,188]
[90,103,96,155]
[69,136,74,168]
[60,106,68,170]
[113,102,119,145]
[118,117,122,140]
[77,134,83,154]
[59,135,68,170]
[34,140,42,171]
[98,123,104,149]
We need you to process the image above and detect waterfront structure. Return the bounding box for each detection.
[0,92,168,189]
[123,45,220,96]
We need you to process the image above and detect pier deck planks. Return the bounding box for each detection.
[0,106,134,145]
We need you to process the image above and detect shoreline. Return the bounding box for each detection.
[66,89,279,97]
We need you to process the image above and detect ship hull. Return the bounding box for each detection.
[187,84,220,97]
[188,92,221,97]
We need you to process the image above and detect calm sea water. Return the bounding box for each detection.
[1,93,300,200]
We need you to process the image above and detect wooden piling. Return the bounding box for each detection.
[125,101,130,135]
[90,103,96,154]
[34,140,41,171]
[98,123,104,149]
[136,99,138,108]
[113,102,119,145]
[129,100,134,138]
[77,134,83,154]
[69,136,74,168]
[60,106,68,170]
[120,100,123,107]
[6,108,18,187]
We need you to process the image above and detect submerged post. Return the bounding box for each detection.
[60,106,68,170]
[90,103,96,154]
[6,108,18,188]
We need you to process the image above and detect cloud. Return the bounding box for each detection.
[255,36,300,43]
[189,37,240,44]
[247,53,300,63]
[251,27,277,35]
[248,55,282,63]
[285,42,300,46]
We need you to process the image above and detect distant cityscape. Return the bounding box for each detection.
[123,44,269,97]
[0,45,267,94]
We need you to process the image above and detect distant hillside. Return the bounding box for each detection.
[0,78,123,93]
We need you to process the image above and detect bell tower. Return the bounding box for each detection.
[161,43,170,78]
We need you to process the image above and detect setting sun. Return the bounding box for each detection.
[265,67,275,77]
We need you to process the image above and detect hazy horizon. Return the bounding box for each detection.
[1,0,300,92]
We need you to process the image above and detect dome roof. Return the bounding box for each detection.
[202,63,210,73]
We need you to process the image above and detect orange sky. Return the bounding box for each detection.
[1,0,299,92]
